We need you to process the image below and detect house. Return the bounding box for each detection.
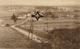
[17,14,27,20]
[66,14,74,18]
[0,19,5,26]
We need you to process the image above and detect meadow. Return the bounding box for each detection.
[0,5,80,49]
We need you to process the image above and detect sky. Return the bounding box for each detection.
[0,0,80,6]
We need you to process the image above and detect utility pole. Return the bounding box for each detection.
[47,17,49,33]
[29,11,43,39]
[28,16,34,39]
[30,17,34,39]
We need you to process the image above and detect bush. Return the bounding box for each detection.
[5,24,10,26]
[47,28,80,49]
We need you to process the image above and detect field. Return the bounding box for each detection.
[0,5,35,25]
[0,27,40,48]
[16,17,80,38]
[16,17,80,49]
[0,5,80,49]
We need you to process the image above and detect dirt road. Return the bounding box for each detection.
[0,27,37,48]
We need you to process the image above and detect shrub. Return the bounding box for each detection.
[47,28,80,49]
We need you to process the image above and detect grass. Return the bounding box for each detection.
[0,6,80,49]
[16,25,80,49]
[46,28,80,49]
[16,17,80,38]
[16,17,80,49]
[0,27,49,49]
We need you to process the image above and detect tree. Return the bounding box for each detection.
[11,14,17,22]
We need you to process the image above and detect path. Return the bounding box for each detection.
[10,15,48,43]
[0,27,36,48]
[10,26,47,43]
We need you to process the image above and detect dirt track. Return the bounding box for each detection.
[0,27,37,48]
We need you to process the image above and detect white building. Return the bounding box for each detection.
[0,19,5,26]
[17,14,27,20]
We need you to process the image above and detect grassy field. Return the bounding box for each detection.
[0,5,80,49]
[0,6,35,26]
[0,27,39,48]
[16,17,80,39]
[47,28,80,49]
[16,18,80,49]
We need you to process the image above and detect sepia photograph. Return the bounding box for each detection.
[0,0,79,49]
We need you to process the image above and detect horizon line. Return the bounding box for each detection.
[0,4,79,7]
